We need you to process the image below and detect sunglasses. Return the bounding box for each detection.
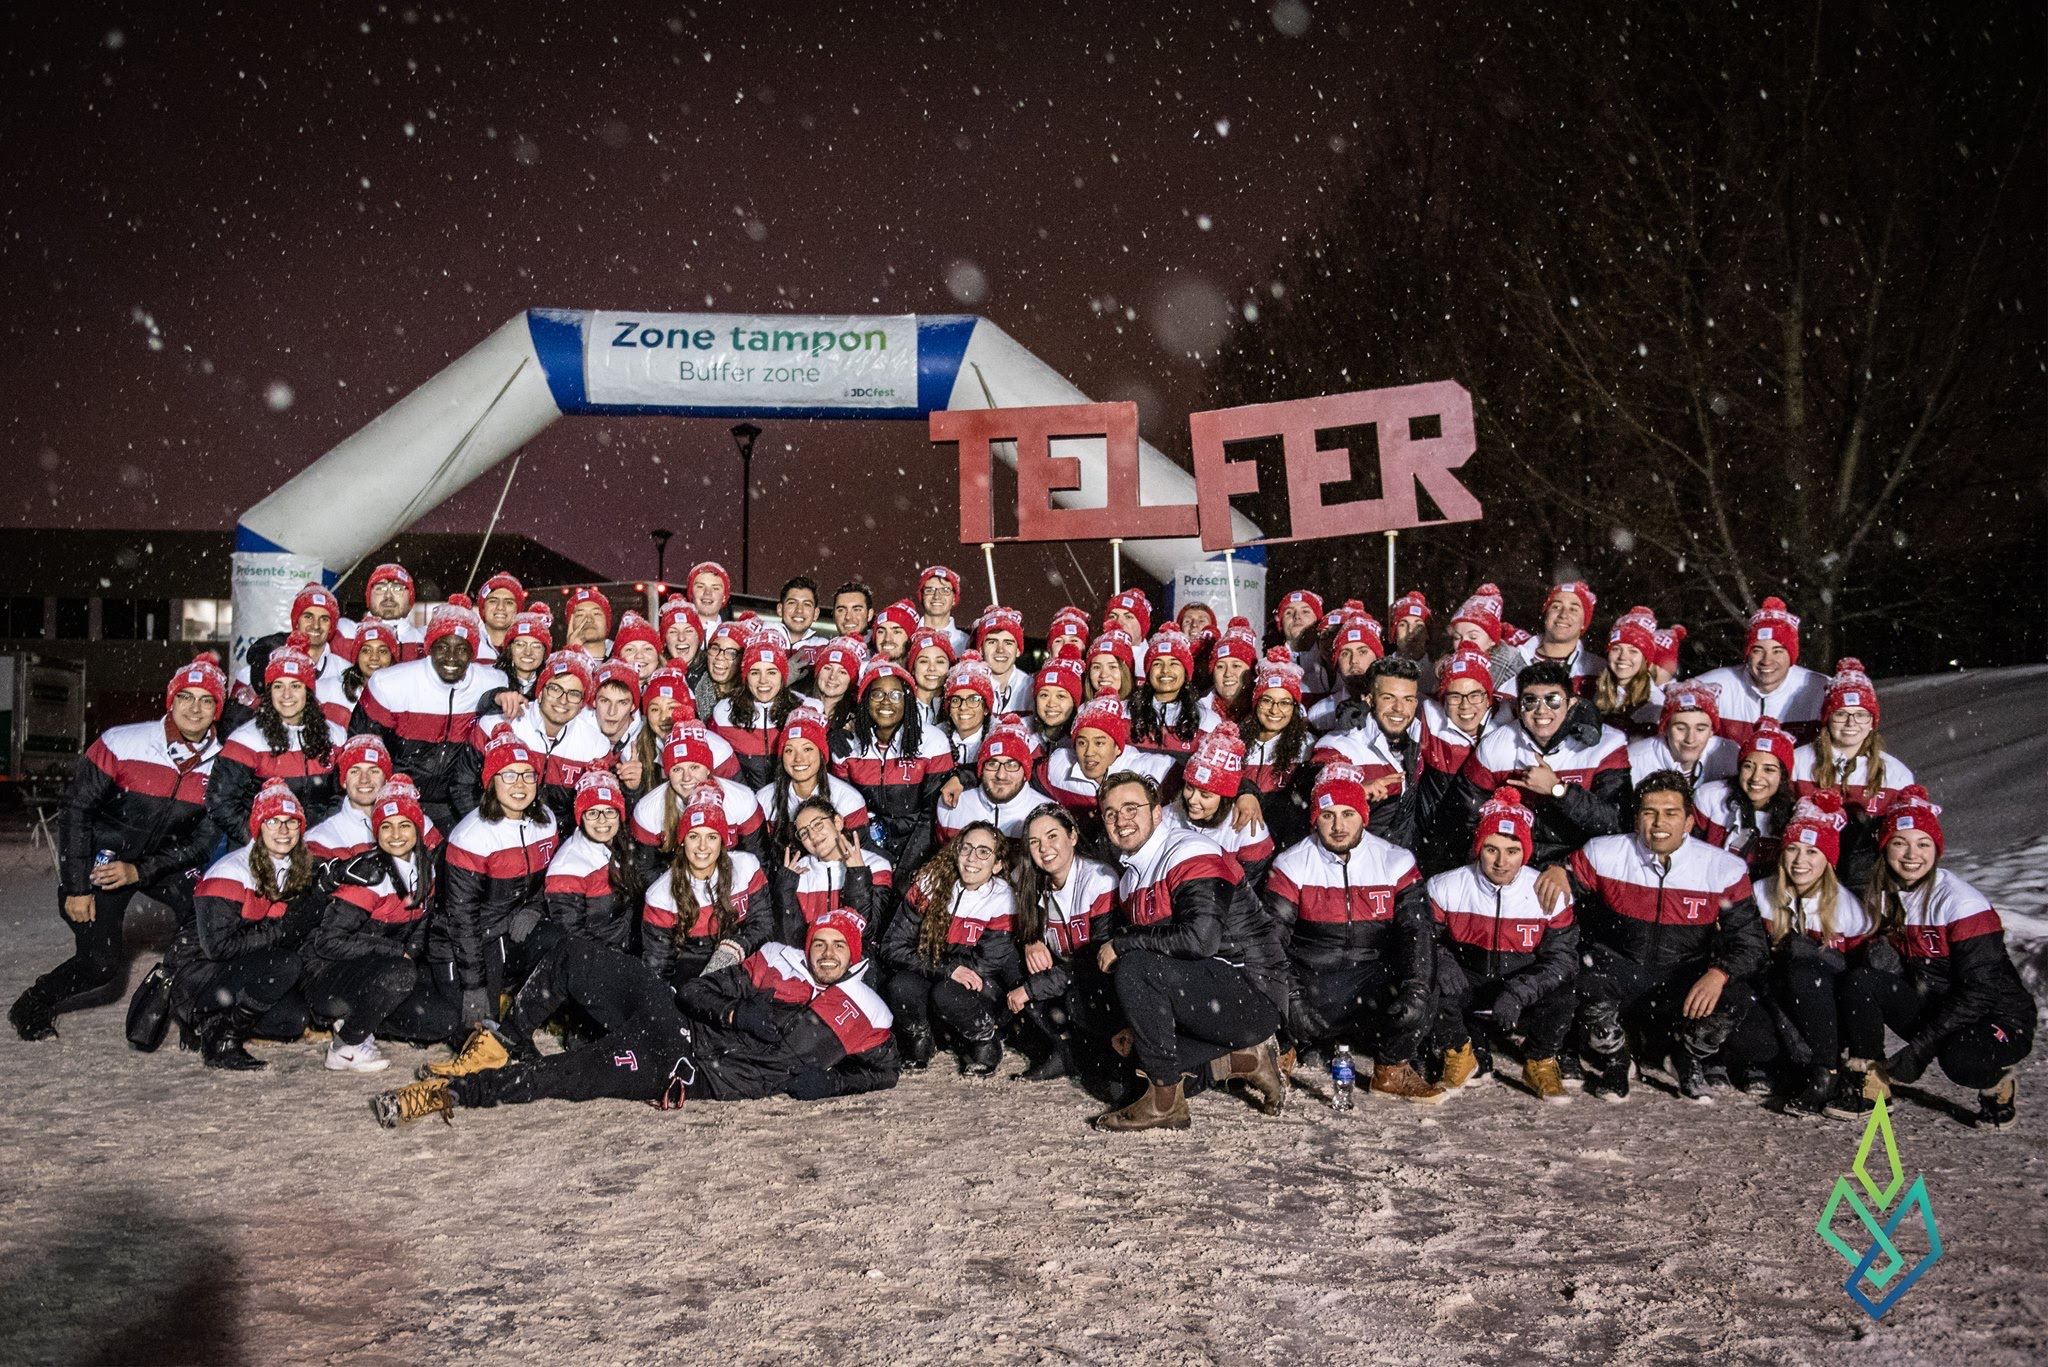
[1518,692,1569,712]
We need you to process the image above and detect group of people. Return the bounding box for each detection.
[13,557,2034,1134]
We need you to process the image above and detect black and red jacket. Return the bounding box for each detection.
[675,943,898,1100]
[829,727,954,874]
[1113,823,1288,1007]
[207,716,347,840]
[1566,833,1766,979]
[304,850,433,973]
[59,718,220,899]
[433,808,558,992]
[348,657,509,820]
[191,843,318,962]
[877,876,1022,990]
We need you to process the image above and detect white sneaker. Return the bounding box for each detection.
[326,1033,390,1073]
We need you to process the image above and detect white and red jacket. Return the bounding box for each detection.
[710,697,790,786]
[1875,868,2036,1047]
[314,671,359,730]
[1499,639,1606,699]
[1626,733,1740,787]
[740,941,894,1057]
[1753,876,1875,952]
[1690,778,1784,874]
[542,831,636,951]
[334,613,426,662]
[1690,664,1828,747]
[304,801,442,862]
[1239,731,1312,795]
[1310,718,1417,791]
[1567,833,1765,977]
[1790,745,1918,819]
[1040,743,1178,815]
[1161,802,1275,876]
[208,716,348,837]
[471,708,614,829]
[305,853,432,970]
[350,657,509,815]
[781,850,895,928]
[630,780,765,855]
[1036,856,1119,956]
[1419,697,1494,777]
[642,850,774,975]
[990,669,1035,716]
[1264,831,1424,971]
[935,780,1055,841]
[59,718,219,899]
[1427,862,1578,994]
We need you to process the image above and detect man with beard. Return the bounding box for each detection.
[1272,588,1332,702]
[1310,657,1428,850]
[350,597,509,830]
[1304,606,1384,733]
[937,718,1053,840]
[1449,661,1632,868]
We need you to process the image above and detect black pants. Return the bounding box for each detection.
[1290,958,1428,1061]
[1722,954,1842,1069]
[176,947,307,1038]
[1840,967,2035,1089]
[33,875,195,1010]
[461,938,697,1107]
[301,956,460,1045]
[1576,946,1758,1061]
[884,965,1002,1044]
[1435,964,1577,1059]
[1113,949,1279,1082]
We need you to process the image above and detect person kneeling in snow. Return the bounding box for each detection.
[371,911,894,1126]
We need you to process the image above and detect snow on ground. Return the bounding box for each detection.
[0,667,2043,1364]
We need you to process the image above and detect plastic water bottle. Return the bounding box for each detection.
[1330,1044,1356,1111]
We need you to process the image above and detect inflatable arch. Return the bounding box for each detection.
[232,309,1258,660]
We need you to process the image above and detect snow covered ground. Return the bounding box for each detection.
[0,667,2043,1364]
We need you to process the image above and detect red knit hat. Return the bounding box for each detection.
[1783,789,1848,867]
[1501,623,1534,649]
[686,561,732,603]
[564,585,614,636]
[742,638,790,684]
[680,784,733,847]
[573,768,627,824]
[908,629,957,669]
[479,731,539,790]
[1821,659,1880,726]
[708,618,754,656]
[1087,630,1136,675]
[874,599,921,641]
[810,907,866,962]
[370,774,427,836]
[1326,608,1385,661]
[353,620,401,662]
[642,665,695,717]
[1449,583,1505,644]
[425,595,484,651]
[858,659,914,695]
[918,564,962,599]
[816,636,870,679]
[1659,680,1722,731]
[1649,625,1688,677]
[662,723,717,775]
[290,583,339,627]
[365,563,414,601]
[1311,762,1369,818]
[975,606,1024,648]
[1273,588,1325,630]
[1050,604,1093,635]
[1608,605,1658,660]
[1254,647,1305,704]
[1472,787,1535,861]
[335,734,392,780]
[780,705,831,757]
[479,572,528,608]
[165,652,227,712]
[264,633,317,687]
[612,611,661,659]
[1545,580,1596,624]
[1211,617,1263,671]
[1740,717,1797,773]
[1183,719,1246,798]
[594,657,643,707]
[248,778,305,839]
[1389,590,1431,625]
[1073,692,1130,750]
[1880,786,1944,857]
[1146,628,1195,680]
[1034,655,1084,703]
[1104,589,1153,639]
[1437,642,1495,697]
[658,596,701,652]
[944,652,996,712]
[978,716,1040,773]
[507,609,552,649]
[1745,597,1802,665]
[536,650,596,702]
[1046,617,1090,656]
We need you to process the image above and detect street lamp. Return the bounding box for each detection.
[650,527,673,582]
[730,422,762,594]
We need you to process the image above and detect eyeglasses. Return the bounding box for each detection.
[958,843,1000,861]
[982,758,1023,776]
[1519,692,1568,712]
[1102,801,1151,821]
[796,819,839,843]
[497,770,540,784]
[542,684,586,705]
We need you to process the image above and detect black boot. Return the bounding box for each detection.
[1584,1051,1631,1103]
[901,1021,935,1072]
[199,1013,266,1071]
[1021,1040,1073,1082]
[962,1023,1004,1077]
[1785,1063,1836,1117]
[9,985,58,1042]
[1673,1050,1716,1105]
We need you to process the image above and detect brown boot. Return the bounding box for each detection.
[1440,1041,1480,1091]
[1210,1037,1288,1115]
[1093,1078,1192,1132]
[1523,1057,1571,1104]
[1370,1060,1448,1105]
[419,1025,511,1080]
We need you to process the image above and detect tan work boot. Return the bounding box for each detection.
[1210,1037,1288,1115]
[1523,1057,1571,1104]
[1370,1060,1448,1105]
[371,1076,455,1129]
[419,1025,510,1080]
[1093,1079,1192,1132]
[1440,1041,1480,1091]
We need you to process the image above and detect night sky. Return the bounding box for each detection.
[3,0,1390,615]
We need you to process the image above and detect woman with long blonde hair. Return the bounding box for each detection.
[1791,660,1917,888]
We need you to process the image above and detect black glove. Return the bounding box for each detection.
[1490,989,1525,1034]
[276,891,324,949]
[1387,989,1431,1034]
[338,850,386,887]
[1783,932,1822,963]
[730,998,781,1043]
[1885,1043,1929,1085]
[784,1070,837,1101]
